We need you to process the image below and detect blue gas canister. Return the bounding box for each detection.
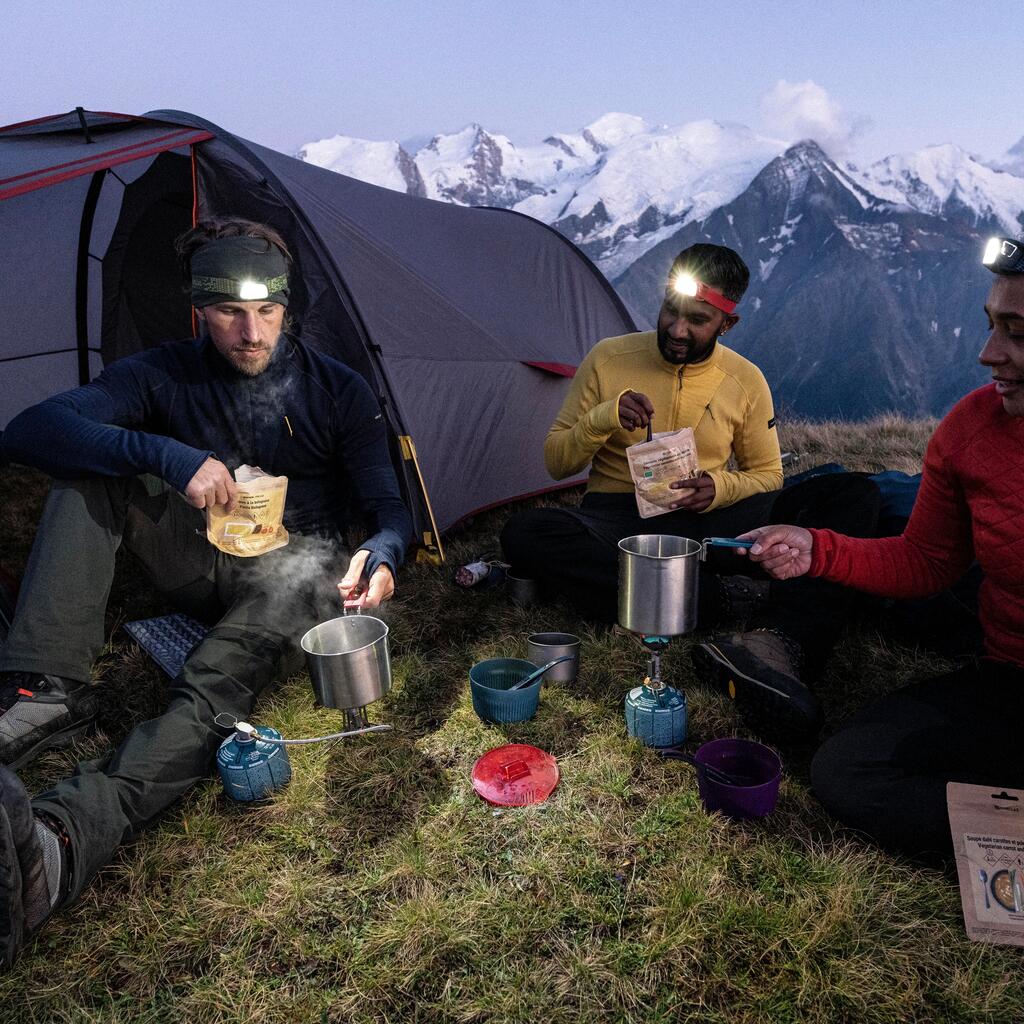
[216,722,292,802]
[625,682,688,748]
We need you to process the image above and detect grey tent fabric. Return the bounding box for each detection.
[0,108,635,544]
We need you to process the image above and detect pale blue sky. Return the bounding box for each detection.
[3,0,1021,164]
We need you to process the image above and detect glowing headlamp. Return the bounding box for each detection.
[191,273,289,302]
[982,237,1024,274]
[671,273,737,314]
[238,279,270,301]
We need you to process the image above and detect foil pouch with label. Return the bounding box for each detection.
[206,464,289,557]
[626,427,700,518]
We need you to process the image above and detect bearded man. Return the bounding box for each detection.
[0,217,411,968]
[501,243,879,737]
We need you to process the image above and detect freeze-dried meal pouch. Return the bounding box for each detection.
[206,465,289,557]
[948,782,1024,947]
[626,427,700,518]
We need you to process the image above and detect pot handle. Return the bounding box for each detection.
[342,571,371,615]
[700,537,751,561]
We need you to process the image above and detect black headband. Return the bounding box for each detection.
[190,235,290,307]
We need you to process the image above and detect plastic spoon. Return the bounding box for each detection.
[509,655,575,690]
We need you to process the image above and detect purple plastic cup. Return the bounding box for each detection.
[694,737,782,820]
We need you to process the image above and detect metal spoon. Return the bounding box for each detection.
[509,655,575,690]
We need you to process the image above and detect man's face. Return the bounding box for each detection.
[200,300,286,376]
[656,290,737,365]
[981,275,1024,417]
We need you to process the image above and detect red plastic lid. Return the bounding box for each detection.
[471,744,559,807]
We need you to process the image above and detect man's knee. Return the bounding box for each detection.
[811,723,902,837]
[810,729,865,823]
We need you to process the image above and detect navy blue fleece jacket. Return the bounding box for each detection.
[1,337,412,577]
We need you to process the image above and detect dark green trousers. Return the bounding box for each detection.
[2,476,337,899]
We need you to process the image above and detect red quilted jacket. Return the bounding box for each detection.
[810,384,1024,668]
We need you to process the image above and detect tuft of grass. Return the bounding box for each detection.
[0,422,1022,1023]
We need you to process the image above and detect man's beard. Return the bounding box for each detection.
[656,326,718,366]
[227,346,274,376]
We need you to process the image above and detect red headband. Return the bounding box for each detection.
[671,273,737,315]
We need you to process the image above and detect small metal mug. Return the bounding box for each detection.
[507,573,539,607]
[526,632,580,683]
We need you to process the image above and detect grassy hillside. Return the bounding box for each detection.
[1,416,1020,1024]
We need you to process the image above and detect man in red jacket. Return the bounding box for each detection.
[738,238,1024,858]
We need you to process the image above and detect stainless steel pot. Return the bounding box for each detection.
[617,535,702,636]
[300,614,391,710]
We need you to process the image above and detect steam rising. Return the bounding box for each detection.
[250,533,387,641]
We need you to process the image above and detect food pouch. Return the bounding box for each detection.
[948,782,1024,946]
[206,465,289,557]
[626,427,700,518]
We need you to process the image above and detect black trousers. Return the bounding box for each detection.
[501,474,881,676]
[811,660,1024,859]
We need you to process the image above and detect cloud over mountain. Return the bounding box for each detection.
[759,79,865,158]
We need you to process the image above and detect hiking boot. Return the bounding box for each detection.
[0,766,69,969]
[0,673,99,770]
[692,629,823,739]
[718,575,770,624]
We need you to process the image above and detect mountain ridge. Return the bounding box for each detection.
[298,116,1023,419]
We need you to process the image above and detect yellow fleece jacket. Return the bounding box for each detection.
[544,332,783,512]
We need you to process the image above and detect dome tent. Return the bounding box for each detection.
[0,108,635,557]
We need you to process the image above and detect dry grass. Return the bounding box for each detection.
[0,417,1020,1024]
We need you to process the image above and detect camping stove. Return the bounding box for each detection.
[624,635,687,748]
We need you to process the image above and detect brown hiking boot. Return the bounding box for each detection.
[692,629,823,740]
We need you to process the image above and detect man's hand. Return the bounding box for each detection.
[337,549,395,609]
[669,472,715,512]
[740,524,814,579]
[185,457,238,510]
[618,390,655,431]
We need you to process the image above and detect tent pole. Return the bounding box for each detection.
[189,143,201,337]
[75,170,105,384]
[399,435,445,565]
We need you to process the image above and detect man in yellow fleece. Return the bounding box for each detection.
[501,243,880,739]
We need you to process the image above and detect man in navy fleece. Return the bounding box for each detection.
[0,218,412,968]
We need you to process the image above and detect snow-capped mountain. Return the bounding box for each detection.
[297,136,426,197]
[857,144,1024,233]
[298,115,1024,418]
[299,114,789,277]
[988,135,1024,178]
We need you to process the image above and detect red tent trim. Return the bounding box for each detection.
[522,360,577,378]
[0,130,213,201]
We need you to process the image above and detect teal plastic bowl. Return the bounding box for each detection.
[469,658,543,723]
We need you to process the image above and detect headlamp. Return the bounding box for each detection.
[671,272,737,314]
[191,273,289,302]
[238,279,270,301]
[982,237,1024,275]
